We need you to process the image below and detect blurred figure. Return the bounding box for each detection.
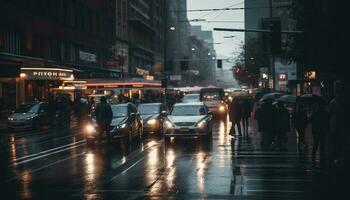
[93,96,113,141]
[75,97,89,127]
[328,88,344,165]
[294,103,308,151]
[241,97,252,136]
[48,94,56,129]
[310,101,329,167]
[274,101,290,150]
[255,98,277,149]
[229,98,242,136]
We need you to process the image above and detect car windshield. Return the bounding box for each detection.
[15,104,39,114]
[171,105,205,116]
[138,105,159,115]
[183,95,199,101]
[111,105,128,117]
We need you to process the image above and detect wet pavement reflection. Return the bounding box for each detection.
[0,116,323,199]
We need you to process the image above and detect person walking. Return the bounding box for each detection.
[310,100,329,167]
[229,98,242,136]
[294,103,308,151]
[274,101,290,150]
[241,97,252,136]
[93,96,113,141]
[255,98,277,149]
[47,94,56,129]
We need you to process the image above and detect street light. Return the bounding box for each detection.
[191,47,196,51]
[208,52,211,56]
[170,26,176,31]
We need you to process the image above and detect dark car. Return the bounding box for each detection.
[163,102,213,143]
[8,102,50,129]
[138,103,167,135]
[85,103,143,144]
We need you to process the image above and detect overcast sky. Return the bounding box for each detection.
[187,0,245,62]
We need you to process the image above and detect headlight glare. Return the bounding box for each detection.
[119,123,126,129]
[164,120,174,128]
[219,105,226,112]
[147,119,157,125]
[86,124,96,133]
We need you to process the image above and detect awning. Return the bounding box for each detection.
[66,64,121,79]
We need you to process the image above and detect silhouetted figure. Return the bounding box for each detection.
[241,97,252,136]
[93,96,113,141]
[229,98,242,136]
[255,98,277,149]
[310,101,329,167]
[274,101,290,150]
[328,89,344,165]
[294,103,308,150]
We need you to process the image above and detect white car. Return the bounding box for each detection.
[163,102,213,143]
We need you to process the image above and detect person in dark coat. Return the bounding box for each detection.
[274,101,290,150]
[93,96,113,141]
[47,94,56,129]
[229,98,242,136]
[310,100,329,167]
[294,103,308,150]
[241,97,252,136]
[255,98,277,148]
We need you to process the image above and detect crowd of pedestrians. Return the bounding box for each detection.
[252,87,345,169]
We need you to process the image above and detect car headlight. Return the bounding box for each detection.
[8,117,14,121]
[147,119,157,125]
[196,120,207,128]
[26,116,35,120]
[164,120,175,128]
[85,124,96,134]
[219,105,226,112]
[118,123,127,129]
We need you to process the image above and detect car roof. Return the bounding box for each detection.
[184,94,199,96]
[139,103,162,106]
[174,102,204,106]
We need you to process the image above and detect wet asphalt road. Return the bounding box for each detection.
[0,117,329,199]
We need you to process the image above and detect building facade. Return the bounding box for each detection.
[0,0,117,111]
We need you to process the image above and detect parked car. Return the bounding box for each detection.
[8,102,50,129]
[85,103,143,144]
[138,103,167,135]
[163,102,213,143]
[181,94,200,103]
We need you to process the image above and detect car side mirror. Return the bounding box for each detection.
[130,113,136,117]
[161,110,168,116]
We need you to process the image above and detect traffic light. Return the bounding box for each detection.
[217,59,222,68]
[161,78,167,88]
[235,67,241,74]
[270,20,281,55]
[261,73,268,81]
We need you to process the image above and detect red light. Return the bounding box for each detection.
[235,67,241,73]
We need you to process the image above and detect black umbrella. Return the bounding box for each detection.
[297,94,322,105]
[278,95,296,103]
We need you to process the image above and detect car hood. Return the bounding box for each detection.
[168,115,206,123]
[141,114,158,122]
[11,112,37,120]
[110,117,127,126]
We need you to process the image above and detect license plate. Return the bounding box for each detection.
[180,128,189,132]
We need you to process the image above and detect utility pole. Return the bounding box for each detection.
[270,0,276,91]
[163,0,168,106]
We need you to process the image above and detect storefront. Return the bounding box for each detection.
[18,67,74,103]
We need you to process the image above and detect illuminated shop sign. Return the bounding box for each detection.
[21,68,74,80]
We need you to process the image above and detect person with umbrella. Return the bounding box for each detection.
[294,103,308,151]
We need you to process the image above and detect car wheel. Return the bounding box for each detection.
[32,119,40,130]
